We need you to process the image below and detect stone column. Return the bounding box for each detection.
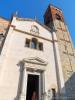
[41,72,46,100]
[20,65,28,100]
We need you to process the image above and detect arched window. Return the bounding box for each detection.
[55,13,61,20]
[38,42,43,51]
[52,88,56,100]
[0,33,4,41]
[25,38,43,51]
[25,38,30,47]
[31,38,37,49]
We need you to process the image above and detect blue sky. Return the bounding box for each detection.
[0,0,75,47]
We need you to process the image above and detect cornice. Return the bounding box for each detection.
[10,21,58,43]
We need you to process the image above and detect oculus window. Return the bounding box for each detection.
[30,25,39,35]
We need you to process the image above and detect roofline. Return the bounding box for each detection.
[15,16,51,32]
[44,4,62,17]
[50,4,62,12]
[0,16,10,22]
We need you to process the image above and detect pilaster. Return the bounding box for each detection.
[19,66,28,100]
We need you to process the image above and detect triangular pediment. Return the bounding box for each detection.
[16,17,51,32]
[23,57,47,65]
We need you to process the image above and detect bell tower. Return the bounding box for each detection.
[44,4,64,30]
[44,4,75,99]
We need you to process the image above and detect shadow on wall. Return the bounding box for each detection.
[64,72,75,100]
[14,61,75,100]
[56,72,75,100]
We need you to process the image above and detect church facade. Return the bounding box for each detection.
[0,4,75,100]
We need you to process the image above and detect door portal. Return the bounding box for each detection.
[26,74,39,100]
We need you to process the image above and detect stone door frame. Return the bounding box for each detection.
[26,71,42,100]
[19,57,47,100]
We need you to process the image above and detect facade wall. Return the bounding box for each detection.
[0,17,64,100]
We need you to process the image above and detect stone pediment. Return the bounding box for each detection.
[23,57,47,65]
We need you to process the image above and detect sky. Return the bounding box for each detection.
[0,0,75,47]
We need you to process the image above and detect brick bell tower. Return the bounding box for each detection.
[44,4,75,99]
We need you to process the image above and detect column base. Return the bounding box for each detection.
[19,94,26,100]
